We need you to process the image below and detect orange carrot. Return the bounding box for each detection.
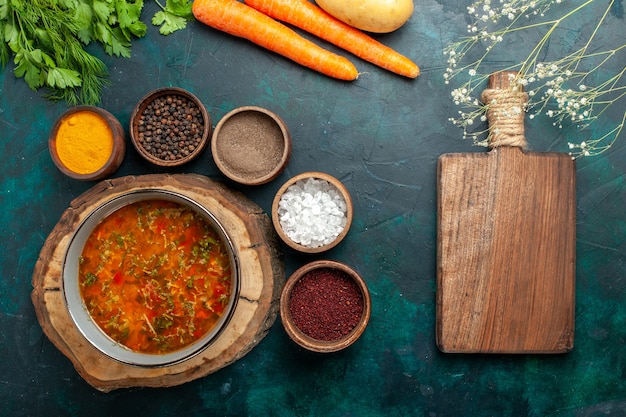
[192,0,359,81]
[243,0,420,78]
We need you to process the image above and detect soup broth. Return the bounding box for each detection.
[78,199,232,354]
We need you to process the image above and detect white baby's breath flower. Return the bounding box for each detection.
[443,0,624,157]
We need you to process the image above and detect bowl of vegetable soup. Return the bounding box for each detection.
[61,189,239,367]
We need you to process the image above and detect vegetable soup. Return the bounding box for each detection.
[78,199,232,354]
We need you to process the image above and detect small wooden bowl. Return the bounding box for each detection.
[49,106,126,181]
[130,87,211,167]
[280,260,371,353]
[211,106,292,185]
[272,172,353,253]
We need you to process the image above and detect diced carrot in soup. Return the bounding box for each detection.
[78,200,232,354]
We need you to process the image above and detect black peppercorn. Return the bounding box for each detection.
[137,94,205,162]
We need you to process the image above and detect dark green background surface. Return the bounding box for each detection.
[1,1,625,416]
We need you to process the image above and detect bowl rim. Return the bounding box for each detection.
[48,105,126,181]
[129,87,211,167]
[271,172,353,253]
[61,188,240,367]
[280,260,371,353]
[211,105,292,186]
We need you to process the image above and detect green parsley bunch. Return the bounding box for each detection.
[0,0,193,105]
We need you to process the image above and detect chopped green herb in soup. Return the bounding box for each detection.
[79,200,232,354]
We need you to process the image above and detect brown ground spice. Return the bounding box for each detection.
[214,112,284,180]
[289,268,364,341]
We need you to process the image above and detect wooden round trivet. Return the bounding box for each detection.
[31,174,284,392]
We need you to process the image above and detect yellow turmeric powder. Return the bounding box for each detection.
[55,110,114,174]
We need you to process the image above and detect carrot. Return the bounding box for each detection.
[192,0,359,81]
[243,0,420,78]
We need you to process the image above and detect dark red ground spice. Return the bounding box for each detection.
[289,268,364,341]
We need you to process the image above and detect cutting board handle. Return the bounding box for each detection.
[481,71,529,149]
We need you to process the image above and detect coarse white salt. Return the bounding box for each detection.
[277,177,347,248]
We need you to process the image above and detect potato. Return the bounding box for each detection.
[316,0,414,33]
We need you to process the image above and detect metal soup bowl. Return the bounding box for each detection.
[62,189,240,367]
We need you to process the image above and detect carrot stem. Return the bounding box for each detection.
[244,0,420,78]
[192,0,359,80]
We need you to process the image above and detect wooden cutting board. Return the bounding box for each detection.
[436,71,576,354]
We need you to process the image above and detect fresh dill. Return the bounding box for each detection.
[0,0,193,105]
